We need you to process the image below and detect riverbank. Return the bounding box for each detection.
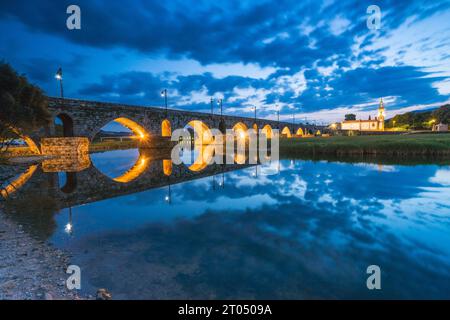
[0,208,82,300]
[89,140,138,153]
[280,133,450,156]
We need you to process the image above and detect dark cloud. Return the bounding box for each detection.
[1,0,449,117]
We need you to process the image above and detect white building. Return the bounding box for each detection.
[432,123,448,132]
[341,98,385,131]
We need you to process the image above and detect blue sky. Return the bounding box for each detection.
[1,0,450,123]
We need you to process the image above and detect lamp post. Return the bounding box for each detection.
[161,89,168,113]
[55,67,64,99]
[210,97,214,115]
[253,106,257,122]
[217,99,223,117]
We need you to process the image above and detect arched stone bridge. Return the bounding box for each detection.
[41,97,325,145]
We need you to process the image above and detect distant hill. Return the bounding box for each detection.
[409,107,439,114]
[386,104,450,130]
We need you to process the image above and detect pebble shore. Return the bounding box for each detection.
[0,209,82,300]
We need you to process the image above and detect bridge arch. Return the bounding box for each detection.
[91,116,149,142]
[1,165,38,199]
[281,126,292,138]
[6,126,41,154]
[112,154,149,183]
[54,113,74,137]
[161,119,171,137]
[185,120,213,145]
[261,124,273,139]
[296,128,304,136]
[232,122,248,140]
[188,145,215,172]
[59,172,77,194]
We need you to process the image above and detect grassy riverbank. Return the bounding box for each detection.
[89,140,138,152]
[280,133,450,157]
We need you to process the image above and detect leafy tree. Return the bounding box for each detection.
[385,105,450,130]
[432,105,450,124]
[345,114,356,121]
[0,62,51,152]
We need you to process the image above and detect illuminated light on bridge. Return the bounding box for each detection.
[187,120,214,145]
[113,117,149,140]
[113,155,150,183]
[296,128,304,136]
[161,119,171,137]
[0,165,38,199]
[163,159,172,176]
[281,126,292,138]
[7,126,41,154]
[261,124,273,139]
[189,145,215,172]
[234,151,247,164]
[232,122,249,141]
[41,151,91,173]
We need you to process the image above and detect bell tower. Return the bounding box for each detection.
[377,98,385,131]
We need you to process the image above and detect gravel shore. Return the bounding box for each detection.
[0,209,82,300]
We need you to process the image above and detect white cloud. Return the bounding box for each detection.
[329,16,351,36]
[275,69,307,98]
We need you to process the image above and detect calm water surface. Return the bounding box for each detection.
[5,149,450,299]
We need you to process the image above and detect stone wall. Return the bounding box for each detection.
[40,137,89,156]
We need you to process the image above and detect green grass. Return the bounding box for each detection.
[279,133,450,157]
[89,140,138,152]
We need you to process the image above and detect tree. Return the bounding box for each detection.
[345,114,356,121]
[0,62,51,152]
[432,105,450,124]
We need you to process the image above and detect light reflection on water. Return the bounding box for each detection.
[4,149,450,299]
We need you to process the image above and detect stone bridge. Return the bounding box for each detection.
[24,97,326,153]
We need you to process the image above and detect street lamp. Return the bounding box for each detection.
[210,97,214,115]
[217,99,223,117]
[55,67,64,99]
[161,89,168,113]
[253,106,257,121]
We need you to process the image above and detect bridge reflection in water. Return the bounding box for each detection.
[1,146,271,211]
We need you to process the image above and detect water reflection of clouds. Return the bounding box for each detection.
[430,168,450,186]
[48,158,450,299]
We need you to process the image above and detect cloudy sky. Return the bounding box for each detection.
[1,0,450,123]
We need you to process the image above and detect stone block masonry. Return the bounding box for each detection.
[40,137,89,156]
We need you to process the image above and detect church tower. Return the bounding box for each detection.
[377,98,385,131]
